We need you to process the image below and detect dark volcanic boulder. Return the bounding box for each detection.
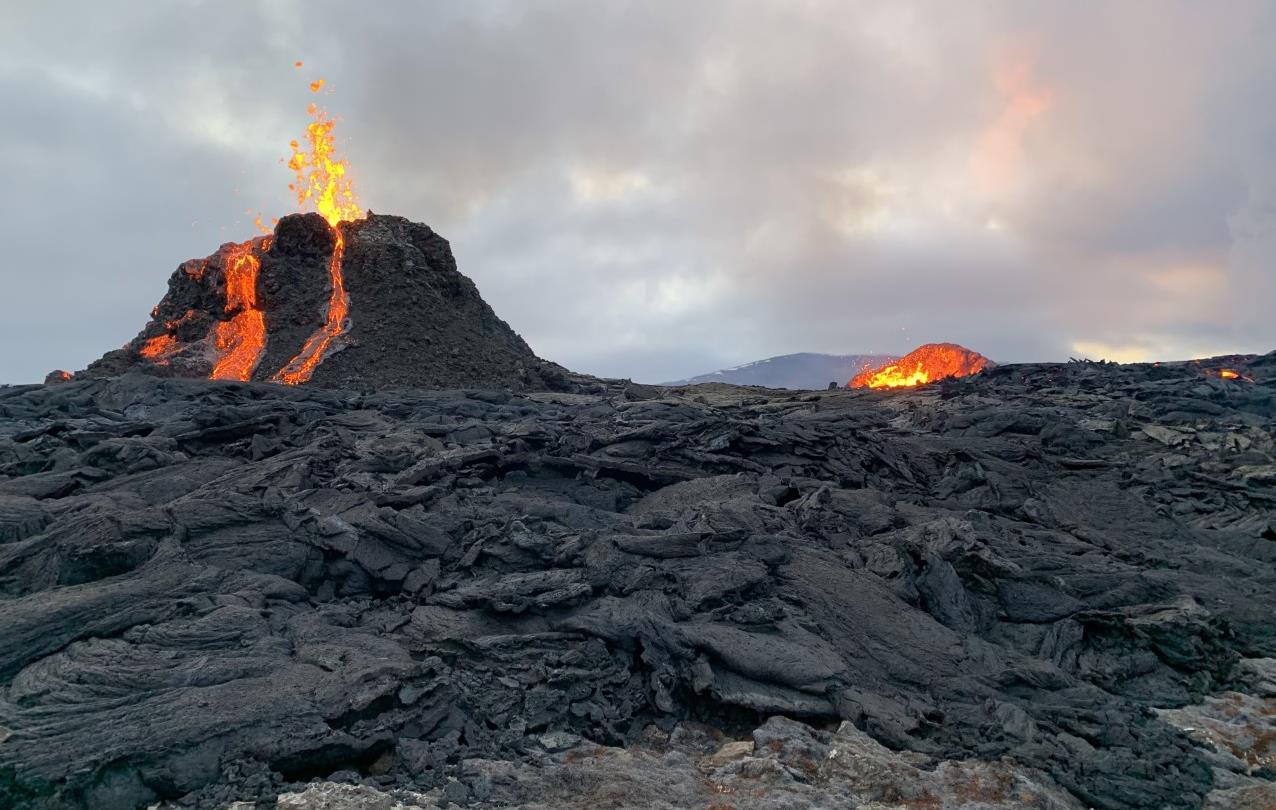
[79,213,575,392]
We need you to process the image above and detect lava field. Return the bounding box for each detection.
[1,352,1274,809]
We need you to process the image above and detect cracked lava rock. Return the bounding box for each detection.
[0,351,1274,808]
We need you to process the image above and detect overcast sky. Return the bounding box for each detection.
[2,1,1275,384]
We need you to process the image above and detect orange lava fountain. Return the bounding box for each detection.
[270,80,364,385]
[132,69,364,385]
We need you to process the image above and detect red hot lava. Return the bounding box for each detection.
[850,343,992,389]
[134,70,364,385]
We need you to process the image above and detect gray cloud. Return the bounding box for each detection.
[2,0,1274,383]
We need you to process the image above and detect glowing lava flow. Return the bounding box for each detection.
[270,228,349,384]
[270,83,364,385]
[139,333,179,361]
[857,362,931,389]
[138,309,201,365]
[210,240,268,380]
[849,343,992,389]
[1209,368,1253,383]
[137,242,267,378]
[135,72,363,384]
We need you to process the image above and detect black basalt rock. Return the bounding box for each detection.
[5,350,1275,808]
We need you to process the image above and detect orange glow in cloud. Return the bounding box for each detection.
[971,53,1052,195]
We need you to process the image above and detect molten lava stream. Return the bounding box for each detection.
[270,227,348,385]
[850,343,991,389]
[209,241,267,381]
[268,76,363,385]
[139,333,179,361]
[863,362,929,389]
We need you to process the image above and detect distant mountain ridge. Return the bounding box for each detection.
[665,352,897,390]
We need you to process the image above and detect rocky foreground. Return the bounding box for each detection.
[1,355,1275,809]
